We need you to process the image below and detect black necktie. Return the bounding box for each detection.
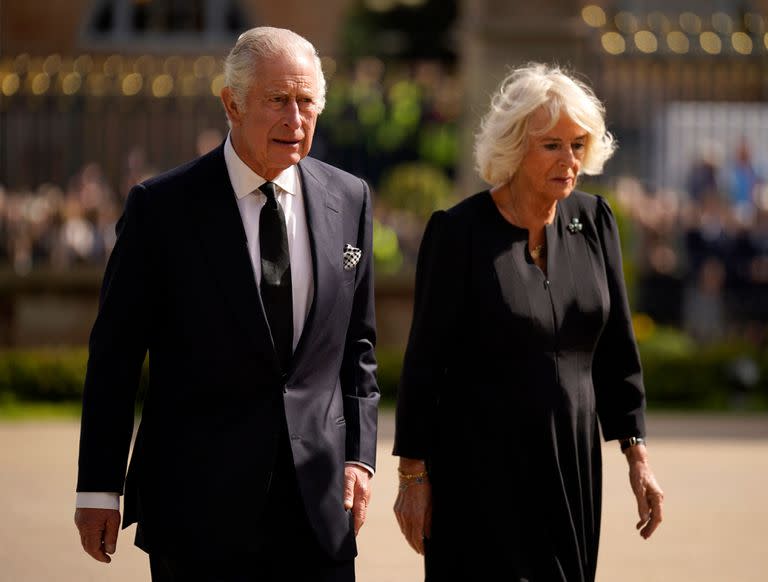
[258,181,293,372]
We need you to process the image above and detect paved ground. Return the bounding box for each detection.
[1,412,767,581]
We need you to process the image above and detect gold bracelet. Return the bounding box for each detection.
[398,475,428,491]
[397,469,428,491]
[397,468,428,480]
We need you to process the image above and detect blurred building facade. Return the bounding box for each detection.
[0,0,355,191]
[1,0,353,57]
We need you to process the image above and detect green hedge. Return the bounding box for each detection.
[0,349,149,405]
[1,345,766,411]
[376,345,768,411]
[0,348,89,403]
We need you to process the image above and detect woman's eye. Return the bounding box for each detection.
[573,142,585,150]
[544,143,558,151]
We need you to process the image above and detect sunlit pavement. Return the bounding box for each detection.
[1,412,766,581]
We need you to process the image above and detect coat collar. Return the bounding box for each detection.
[290,158,343,372]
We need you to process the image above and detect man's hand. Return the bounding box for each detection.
[393,458,431,555]
[74,508,121,563]
[625,445,664,539]
[343,465,372,536]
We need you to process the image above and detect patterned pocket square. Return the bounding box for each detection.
[343,244,362,271]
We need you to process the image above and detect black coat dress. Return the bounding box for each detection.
[393,191,646,582]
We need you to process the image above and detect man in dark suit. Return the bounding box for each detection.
[74,27,379,581]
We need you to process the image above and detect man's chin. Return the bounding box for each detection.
[272,151,303,166]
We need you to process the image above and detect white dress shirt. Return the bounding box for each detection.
[224,134,314,345]
[77,137,369,511]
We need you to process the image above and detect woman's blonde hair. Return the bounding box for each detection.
[474,63,615,186]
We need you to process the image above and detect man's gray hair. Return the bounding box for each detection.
[223,27,326,114]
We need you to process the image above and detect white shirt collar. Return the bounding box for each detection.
[223,133,299,199]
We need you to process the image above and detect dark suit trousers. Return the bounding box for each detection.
[148,430,354,582]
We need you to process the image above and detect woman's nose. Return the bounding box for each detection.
[560,146,577,166]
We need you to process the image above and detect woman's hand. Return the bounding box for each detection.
[393,458,432,554]
[625,444,664,539]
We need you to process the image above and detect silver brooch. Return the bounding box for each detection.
[568,217,583,234]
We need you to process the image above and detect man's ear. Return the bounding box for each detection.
[221,87,241,126]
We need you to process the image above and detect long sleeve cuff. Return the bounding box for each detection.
[346,461,375,477]
[76,492,120,510]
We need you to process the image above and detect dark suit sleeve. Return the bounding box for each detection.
[76,185,151,493]
[393,210,464,460]
[341,179,380,470]
[592,196,646,441]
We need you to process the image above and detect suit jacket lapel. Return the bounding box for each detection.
[291,159,343,368]
[191,145,280,373]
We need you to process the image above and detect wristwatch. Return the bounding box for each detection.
[619,436,646,452]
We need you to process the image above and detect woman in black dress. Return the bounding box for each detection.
[393,64,664,581]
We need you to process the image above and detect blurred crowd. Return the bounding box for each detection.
[1,61,461,279]
[616,138,768,344]
[1,166,117,275]
[0,152,430,277]
[0,147,159,275]
[2,128,767,346]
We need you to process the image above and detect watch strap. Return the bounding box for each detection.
[620,436,646,452]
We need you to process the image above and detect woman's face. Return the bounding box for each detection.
[514,109,588,203]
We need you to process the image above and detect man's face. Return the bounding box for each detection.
[223,50,320,180]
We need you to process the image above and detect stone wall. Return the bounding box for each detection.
[0,269,414,348]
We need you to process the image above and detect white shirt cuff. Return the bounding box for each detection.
[76,492,120,510]
[345,461,375,477]
[76,466,372,510]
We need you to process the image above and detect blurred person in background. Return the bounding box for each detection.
[682,256,726,344]
[120,147,156,202]
[74,26,378,582]
[0,186,8,262]
[196,128,225,157]
[686,141,722,203]
[59,197,97,265]
[727,138,761,226]
[393,64,663,581]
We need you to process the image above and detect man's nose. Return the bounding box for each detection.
[283,100,302,129]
